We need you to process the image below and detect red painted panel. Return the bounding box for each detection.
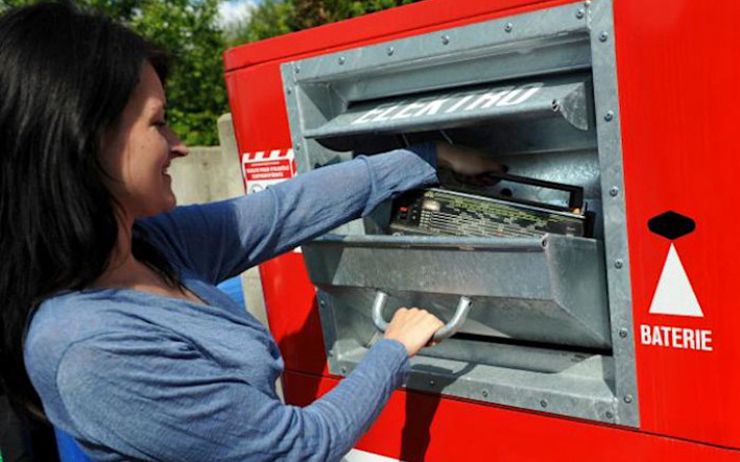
[615,0,740,447]
[259,256,327,376]
[225,0,740,453]
[223,0,576,71]
[284,371,739,461]
[224,63,291,151]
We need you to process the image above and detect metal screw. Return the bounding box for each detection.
[619,328,629,338]
[319,300,326,307]
[614,259,624,269]
[540,399,548,408]
[387,46,395,56]
[295,144,301,151]
[294,66,300,74]
[599,31,609,42]
[606,411,614,419]
[441,35,450,45]
[504,22,513,33]
[286,88,292,95]
[604,110,614,121]
[341,367,347,374]
[482,390,489,398]
[624,394,633,404]
[576,8,585,19]
[338,56,346,65]
[609,186,619,197]
[429,379,436,387]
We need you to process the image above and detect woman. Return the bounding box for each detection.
[0,3,500,461]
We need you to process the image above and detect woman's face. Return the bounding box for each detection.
[102,63,188,219]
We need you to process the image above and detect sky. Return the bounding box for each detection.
[218,0,260,28]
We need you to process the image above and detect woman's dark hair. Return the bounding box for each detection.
[0,1,176,419]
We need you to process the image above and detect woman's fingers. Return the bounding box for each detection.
[383,307,445,357]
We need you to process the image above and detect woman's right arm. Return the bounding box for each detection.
[140,144,439,285]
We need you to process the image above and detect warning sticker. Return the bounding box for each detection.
[241,148,301,253]
[640,211,711,352]
[648,243,703,317]
[241,149,296,194]
[245,159,292,182]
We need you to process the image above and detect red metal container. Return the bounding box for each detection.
[224,0,740,459]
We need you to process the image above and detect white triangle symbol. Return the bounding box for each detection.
[648,243,703,317]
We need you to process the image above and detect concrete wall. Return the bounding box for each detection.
[169,116,242,204]
[169,145,241,205]
[169,114,268,328]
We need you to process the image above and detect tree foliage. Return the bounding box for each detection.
[228,0,422,45]
[1,0,422,145]
[128,0,227,146]
[0,0,226,146]
[291,0,420,30]
[230,0,295,44]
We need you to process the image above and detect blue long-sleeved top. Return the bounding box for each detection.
[24,145,438,462]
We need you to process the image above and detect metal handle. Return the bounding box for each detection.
[371,291,472,342]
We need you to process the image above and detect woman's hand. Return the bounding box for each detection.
[435,142,504,176]
[384,307,445,357]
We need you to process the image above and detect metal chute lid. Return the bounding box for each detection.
[303,75,590,145]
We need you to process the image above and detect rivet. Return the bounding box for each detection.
[609,186,619,197]
[540,399,548,408]
[441,35,450,45]
[614,259,624,269]
[604,110,614,121]
[576,8,585,19]
[482,390,489,398]
[387,46,395,56]
[606,411,614,419]
[341,367,347,374]
[504,22,513,33]
[338,56,346,65]
[624,394,634,404]
[319,300,326,307]
[599,31,609,42]
[294,66,300,74]
[295,144,301,151]
[619,328,629,338]
[429,379,436,386]
[286,88,292,95]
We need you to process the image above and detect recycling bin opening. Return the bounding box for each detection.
[280,2,636,426]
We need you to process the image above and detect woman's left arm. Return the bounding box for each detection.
[139,144,438,284]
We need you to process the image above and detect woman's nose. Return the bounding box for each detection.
[167,128,189,157]
[172,141,189,158]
